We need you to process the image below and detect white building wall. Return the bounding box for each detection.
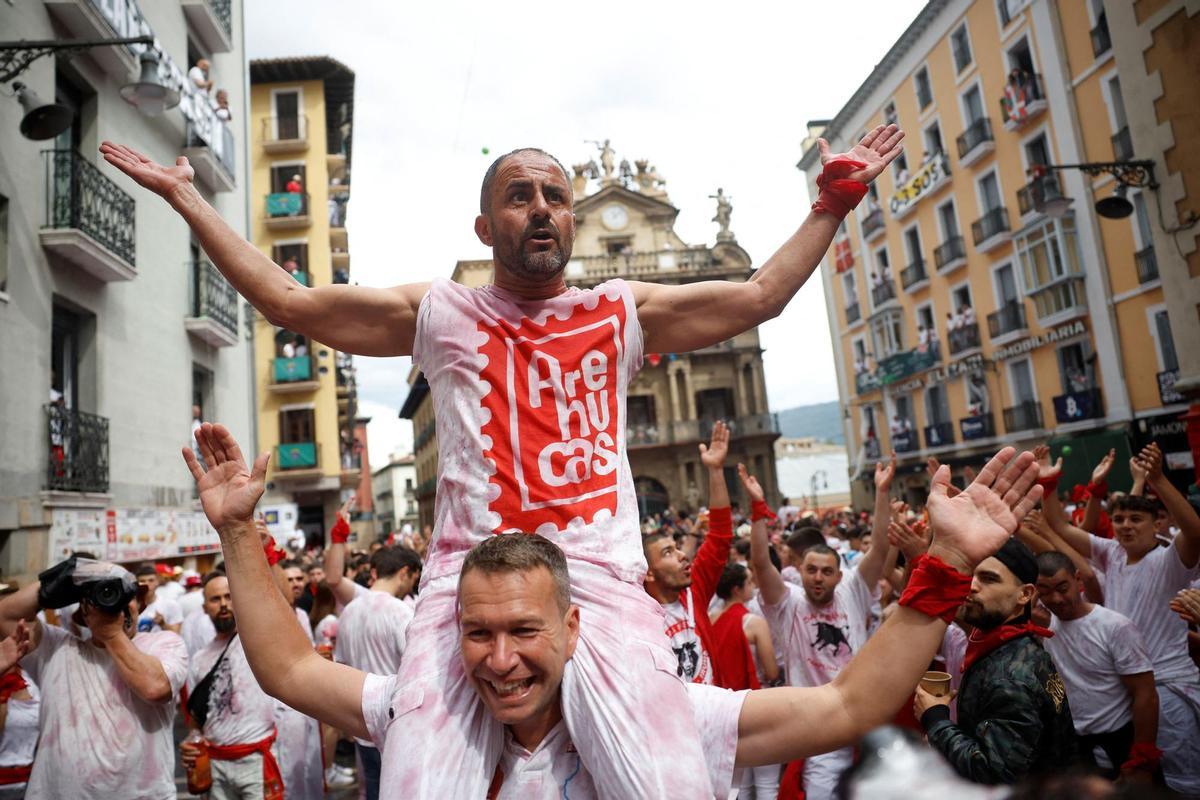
[0,0,253,578]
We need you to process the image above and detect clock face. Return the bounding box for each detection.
[601,203,629,231]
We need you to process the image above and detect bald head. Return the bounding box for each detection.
[480,148,570,215]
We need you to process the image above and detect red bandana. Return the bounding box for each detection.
[962,622,1052,673]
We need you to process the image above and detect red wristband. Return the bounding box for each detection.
[1121,742,1163,772]
[1086,480,1108,498]
[811,158,868,220]
[1035,475,1059,492]
[898,553,972,623]
[751,500,777,523]
[264,538,286,566]
[330,516,351,544]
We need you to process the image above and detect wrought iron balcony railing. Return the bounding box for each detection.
[191,260,238,336]
[999,73,1047,126]
[871,279,897,307]
[934,235,967,271]
[1003,400,1044,433]
[860,207,886,240]
[45,404,109,493]
[845,300,861,325]
[42,149,136,266]
[987,300,1027,338]
[956,117,994,161]
[924,421,955,449]
[900,259,928,290]
[971,206,1010,246]
[948,322,981,356]
[1136,245,1159,284]
[207,0,232,37]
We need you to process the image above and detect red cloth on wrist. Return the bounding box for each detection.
[1086,480,1108,498]
[811,158,868,220]
[898,553,972,623]
[1035,475,1059,492]
[263,539,286,566]
[1121,742,1163,772]
[330,516,351,544]
[750,500,776,523]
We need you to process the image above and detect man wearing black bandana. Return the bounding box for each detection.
[914,537,1078,784]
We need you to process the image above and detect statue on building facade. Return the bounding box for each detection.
[710,187,735,242]
[634,159,667,197]
[618,158,634,187]
[586,138,617,184]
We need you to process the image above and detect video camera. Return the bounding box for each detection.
[37,556,138,618]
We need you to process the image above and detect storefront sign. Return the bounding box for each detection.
[960,415,994,441]
[993,319,1087,361]
[889,153,951,219]
[926,353,988,385]
[49,507,221,565]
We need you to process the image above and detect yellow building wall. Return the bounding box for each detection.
[249,79,343,481]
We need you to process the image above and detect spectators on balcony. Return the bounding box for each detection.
[214,90,231,122]
[286,174,303,194]
[854,354,869,375]
[188,59,213,94]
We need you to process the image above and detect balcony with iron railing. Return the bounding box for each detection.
[948,322,981,357]
[185,260,239,347]
[891,427,919,454]
[1136,245,1159,284]
[45,404,109,494]
[845,300,861,326]
[1111,126,1133,162]
[934,235,967,273]
[40,149,136,282]
[265,192,310,230]
[567,246,720,280]
[987,300,1027,340]
[960,413,996,441]
[924,421,955,449]
[971,206,1011,253]
[181,0,233,53]
[860,207,886,242]
[671,413,780,445]
[262,115,309,153]
[184,119,236,193]
[900,258,928,292]
[956,117,995,168]
[1090,12,1111,57]
[871,279,897,308]
[269,355,319,393]
[274,442,320,478]
[1052,388,1104,424]
[999,73,1048,131]
[1003,400,1044,433]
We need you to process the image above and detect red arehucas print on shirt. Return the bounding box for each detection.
[477,293,625,534]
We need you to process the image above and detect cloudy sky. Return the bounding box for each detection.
[245,0,926,467]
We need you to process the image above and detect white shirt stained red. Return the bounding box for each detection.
[23,625,187,799]
[186,635,275,747]
[412,279,644,582]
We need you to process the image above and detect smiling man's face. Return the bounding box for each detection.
[459,566,579,735]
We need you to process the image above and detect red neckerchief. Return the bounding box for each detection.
[0,669,27,704]
[962,621,1052,673]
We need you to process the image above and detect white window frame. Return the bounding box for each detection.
[957,78,987,128]
[1018,124,1054,173]
[950,279,974,312]
[1145,303,1173,372]
[935,197,962,242]
[1004,32,1043,77]
[1006,356,1040,406]
[1130,190,1153,251]
[269,87,305,139]
[992,260,1024,306]
[842,270,858,308]
[995,0,1031,39]
[1098,69,1127,133]
[915,300,936,334]
[951,20,976,82]
[913,63,935,118]
[975,167,1006,217]
[902,221,924,267]
[922,116,946,162]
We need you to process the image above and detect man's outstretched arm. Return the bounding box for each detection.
[99,143,427,357]
[632,125,904,353]
[733,447,1042,766]
[183,423,369,740]
[739,465,787,607]
[323,495,361,607]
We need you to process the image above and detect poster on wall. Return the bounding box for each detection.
[49,507,221,565]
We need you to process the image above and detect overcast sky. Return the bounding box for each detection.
[245,0,927,467]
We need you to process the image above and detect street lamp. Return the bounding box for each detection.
[1027,160,1156,220]
[810,469,829,514]
[0,35,169,139]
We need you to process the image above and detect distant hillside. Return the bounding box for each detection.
[775,401,844,445]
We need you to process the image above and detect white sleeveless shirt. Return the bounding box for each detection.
[412,278,645,582]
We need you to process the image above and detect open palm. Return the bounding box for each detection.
[818,124,906,183]
[699,421,730,469]
[927,447,1041,572]
[100,141,194,198]
[183,423,268,530]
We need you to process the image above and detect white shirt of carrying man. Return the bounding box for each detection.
[187,635,281,796]
[360,676,747,800]
[760,566,873,800]
[1088,534,1200,793]
[377,278,714,799]
[273,606,324,800]
[182,607,216,656]
[22,624,187,799]
[1044,605,1152,735]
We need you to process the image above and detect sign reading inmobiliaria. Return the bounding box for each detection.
[993,319,1087,361]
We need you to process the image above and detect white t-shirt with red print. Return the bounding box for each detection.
[412,278,644,582]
